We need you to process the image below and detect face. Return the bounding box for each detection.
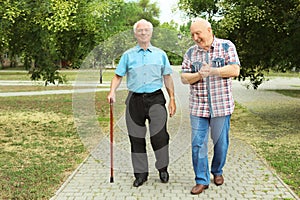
[190,21,213,50]
[134,22,152,45]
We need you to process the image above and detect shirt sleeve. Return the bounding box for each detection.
[115,53,128,76]
[226,41,240,66]
[162,51,173,75]
[181,48,193,73]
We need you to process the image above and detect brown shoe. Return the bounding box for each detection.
[214,175,224,186]
[190,184,209,195]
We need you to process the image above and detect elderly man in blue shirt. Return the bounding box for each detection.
[107,19,176,187]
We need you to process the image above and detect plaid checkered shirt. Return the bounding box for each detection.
[181,37,240,118]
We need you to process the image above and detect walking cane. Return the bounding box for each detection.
[109,99,114,183]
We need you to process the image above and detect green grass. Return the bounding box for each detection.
[0,85,109,93]
[231,102,300,197]
[0,71,31,80]
[265,70,300,78]
[0,68,116,82]
[271,89,300,98]
[0,92,112,199]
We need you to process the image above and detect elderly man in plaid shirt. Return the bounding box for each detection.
[181,18,240,195]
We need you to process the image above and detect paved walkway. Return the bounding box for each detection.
[1,72,299,199]
[49,72,299,200]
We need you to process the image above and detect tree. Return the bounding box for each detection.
[0,0,24,68]
[158,22,194,65]
[178,0,223,19]
[0,0,123,85]
[219,0,300,88]
[177,0,300,88]
[0,0,163,84]
[137,0,160,25]
[108,0,160,30]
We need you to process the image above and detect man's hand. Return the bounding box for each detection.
[198,62,211,78]
[107,74,123,104]
[168,98,176,117]
[107,92,115,104]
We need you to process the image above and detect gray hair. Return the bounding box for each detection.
[133,19,153,33]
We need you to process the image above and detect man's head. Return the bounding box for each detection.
[190,18,214,50]
[133,19,153,46]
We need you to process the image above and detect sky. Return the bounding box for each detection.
[125,0,188,25]
[153,0,188,24]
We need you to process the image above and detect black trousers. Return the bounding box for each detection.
[125,89,169,179]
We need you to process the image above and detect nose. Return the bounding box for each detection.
[192,34,198,41]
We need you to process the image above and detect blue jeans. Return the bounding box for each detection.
[190,114,231,185]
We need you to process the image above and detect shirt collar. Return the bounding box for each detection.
[211,36,217,49]
[196,36,216,52]
[136,44,153,52]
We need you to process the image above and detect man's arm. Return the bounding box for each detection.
[163,74,176,117]
[181,62,212,85]
[107,74,123,103]
[180,71,203,85]
[210,64,240,78]
[181,63,240,85]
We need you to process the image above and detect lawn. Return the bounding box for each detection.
[0,94,87,199]
[231,75,300,197]
[0,69,116,199]
[231,96,300,197]
[0,68,115,82]
[0,90,118,199]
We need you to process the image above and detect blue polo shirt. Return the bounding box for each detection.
[115,45,172,93]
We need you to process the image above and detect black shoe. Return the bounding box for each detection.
[159,171,169,183]
[133,177,147,187]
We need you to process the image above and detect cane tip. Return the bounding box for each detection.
[110,177,114,183]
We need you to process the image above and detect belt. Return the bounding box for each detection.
[131,89,162,97]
